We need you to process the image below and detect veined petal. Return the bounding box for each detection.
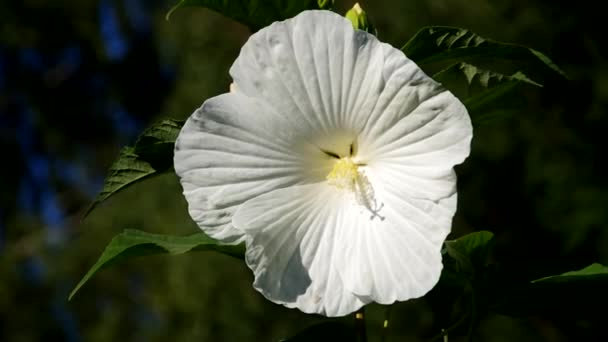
[233,184,367,317]
[356,43,473,201]
[231,10,471,203]
[174,93,323,243]
[335,178,457,303]
[230,10,387,136]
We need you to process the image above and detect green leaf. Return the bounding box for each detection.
[492,263,608,317]
[166,0,323,31]
[444,231,494,275]
[531,263,608,284]
[464,80,528,125]
[433,63,542,125]
[280,322,354,341]
[402,26,566,82]
[133,119,183,170]
[434,62,541,100]
[83,119,183,219]
[69,229,245,300]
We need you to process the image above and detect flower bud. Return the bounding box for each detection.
[345,3,370,32]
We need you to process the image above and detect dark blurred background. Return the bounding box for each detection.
[0,0,606,341]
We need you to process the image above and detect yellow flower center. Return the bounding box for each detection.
[326,157,383,219]
[326,158,360,190]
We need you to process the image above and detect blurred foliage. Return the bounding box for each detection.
[166,0,325,30]
[1,0,607,341]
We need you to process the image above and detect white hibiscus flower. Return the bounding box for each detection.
[174,10,472,317]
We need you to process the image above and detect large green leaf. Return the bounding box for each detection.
[402,26,566,82]
[167,0,330,31]
[433,63,541,125]
[69,229,245,300]
[83,120,183,219]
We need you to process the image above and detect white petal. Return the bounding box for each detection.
[356,43,473,201]
[233,184,367,317]
[230,10,387,137]
[174,93,323,243]
[335,174,457,303]
[231,10,471,186]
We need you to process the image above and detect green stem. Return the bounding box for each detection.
[355,307,367,342]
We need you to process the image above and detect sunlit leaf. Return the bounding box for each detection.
[531,263,608,284]
[166,0,325,31]
[83,119,183,219]
[402,26,566,82]
[69,229,245,300]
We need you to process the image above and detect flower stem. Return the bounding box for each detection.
[355,307,367,342]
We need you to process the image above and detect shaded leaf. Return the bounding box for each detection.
[167,0,325,31]
[428,232,497,338]
[316,0,333,10]
[83,120,183,219]
[133,119,183,170]
[433,63,541,125]
[69,229,245,300]
[402,26,565,82]
[434,62,541,101]
[444,231,494,275]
